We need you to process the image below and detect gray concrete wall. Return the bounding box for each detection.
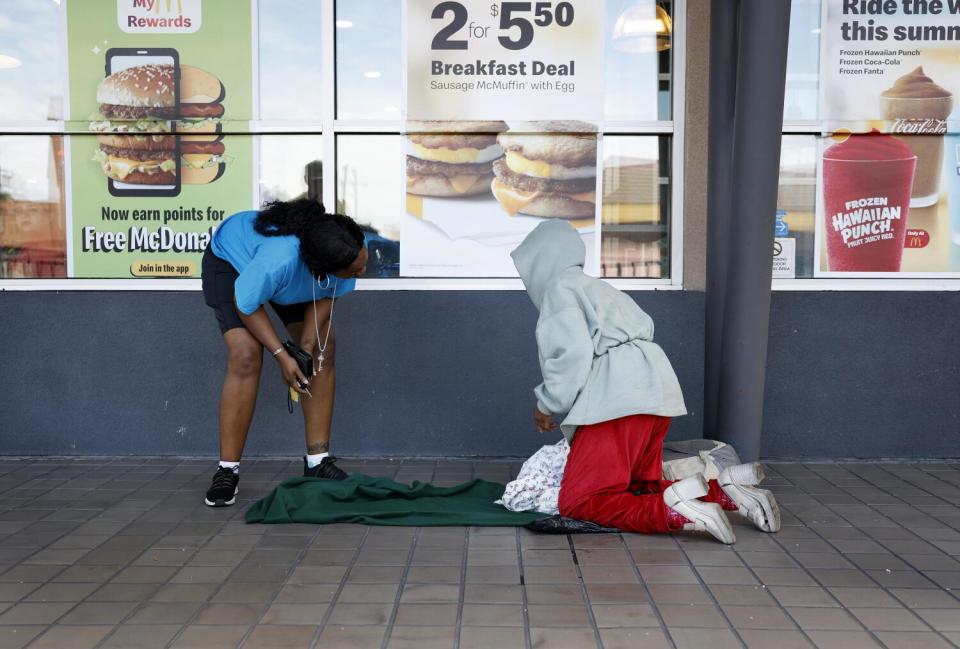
[761,292,960,459]
[0,290,705,457]
[2,290,956,459]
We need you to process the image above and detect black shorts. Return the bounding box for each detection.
[201,247,309,335]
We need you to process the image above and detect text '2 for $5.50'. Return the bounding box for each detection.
[431,2,576,51]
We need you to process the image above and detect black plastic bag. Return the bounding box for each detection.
[525,515,620,534]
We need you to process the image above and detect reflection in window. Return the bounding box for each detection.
[784,0,821,121]
[335,0,402,120]
[601,136,670,278]
[0,136,67,278]
[258,0,323,121]
[259,135,324,205]
[337,135,401,277]
[777,135,817,278]
[606,0,673,122]
[0,3,64,123]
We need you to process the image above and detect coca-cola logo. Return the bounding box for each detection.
[890,118,947,135]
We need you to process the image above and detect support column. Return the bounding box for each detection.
[704,0,792,460]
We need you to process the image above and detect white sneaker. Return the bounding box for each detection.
[718,463,782,533]
[664,475,736,545]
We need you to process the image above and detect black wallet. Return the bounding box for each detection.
[282,340,314,379]
[283,341,313,414]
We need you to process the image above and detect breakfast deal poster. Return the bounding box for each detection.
[401,0,604,277]
[64,0,254,278]
[816,0,960,276]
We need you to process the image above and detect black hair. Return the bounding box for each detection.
[254,198,364,277]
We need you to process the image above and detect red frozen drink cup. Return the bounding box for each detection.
[822,131,916,272]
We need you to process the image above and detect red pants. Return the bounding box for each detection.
[557,414,734,534]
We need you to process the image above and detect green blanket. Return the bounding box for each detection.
[245,474,549,526]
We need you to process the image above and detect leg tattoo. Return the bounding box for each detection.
[307,442,329,454]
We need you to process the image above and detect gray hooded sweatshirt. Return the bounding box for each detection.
[511,220,687,442]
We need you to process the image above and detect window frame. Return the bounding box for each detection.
[0,0,686,291]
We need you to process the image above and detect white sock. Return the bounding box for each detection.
[306,452,329,468]
[218,461,239,474]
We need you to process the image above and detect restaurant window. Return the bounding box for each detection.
[0,0,683,286]
[778,0,960,285]
[259,135,325,204]
[0,137,67,279]
[0,3,64,125]
[335,0,681,282]
[601,136,671,278]
[258,0,324,123]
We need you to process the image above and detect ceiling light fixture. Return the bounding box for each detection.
[612,2,673,54]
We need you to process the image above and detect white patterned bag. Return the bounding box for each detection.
[497,438,569,515]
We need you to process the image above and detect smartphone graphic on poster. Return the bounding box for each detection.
[102,48,181,197]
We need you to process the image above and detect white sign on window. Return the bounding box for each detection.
[773,237,796,279]
[405,0,604,122]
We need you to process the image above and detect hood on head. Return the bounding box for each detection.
[510,219,585,309]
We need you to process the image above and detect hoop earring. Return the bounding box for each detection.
[317,275,332,290]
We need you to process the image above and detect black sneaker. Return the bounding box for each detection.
[205,467,239,507]
[303,456,348,480]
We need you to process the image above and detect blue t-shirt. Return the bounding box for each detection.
[210,210,356,315]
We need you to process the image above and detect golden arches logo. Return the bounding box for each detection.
[132,0,184,14]
[904,229,929,249]
[154,0,183,14]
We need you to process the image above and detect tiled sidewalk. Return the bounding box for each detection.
[1,459,960,648]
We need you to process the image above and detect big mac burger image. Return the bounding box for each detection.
[406,121,508,197]
[178,64,227,185]
[91,63,177,185]
[91,63,227,186]
[492,121,597,219]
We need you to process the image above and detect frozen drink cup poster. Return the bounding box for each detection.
[817,1,960,275]
[822,131,916,272]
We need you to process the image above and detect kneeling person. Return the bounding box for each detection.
[511,220,779,543]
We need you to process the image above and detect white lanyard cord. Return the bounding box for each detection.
[312,276,337,373]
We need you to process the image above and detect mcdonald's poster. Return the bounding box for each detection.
[815,1,960,276]
[64,0,255,278]
[400,0,605,277]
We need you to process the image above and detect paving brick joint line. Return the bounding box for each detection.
[1,458,960,649]
[564,534,606,649]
